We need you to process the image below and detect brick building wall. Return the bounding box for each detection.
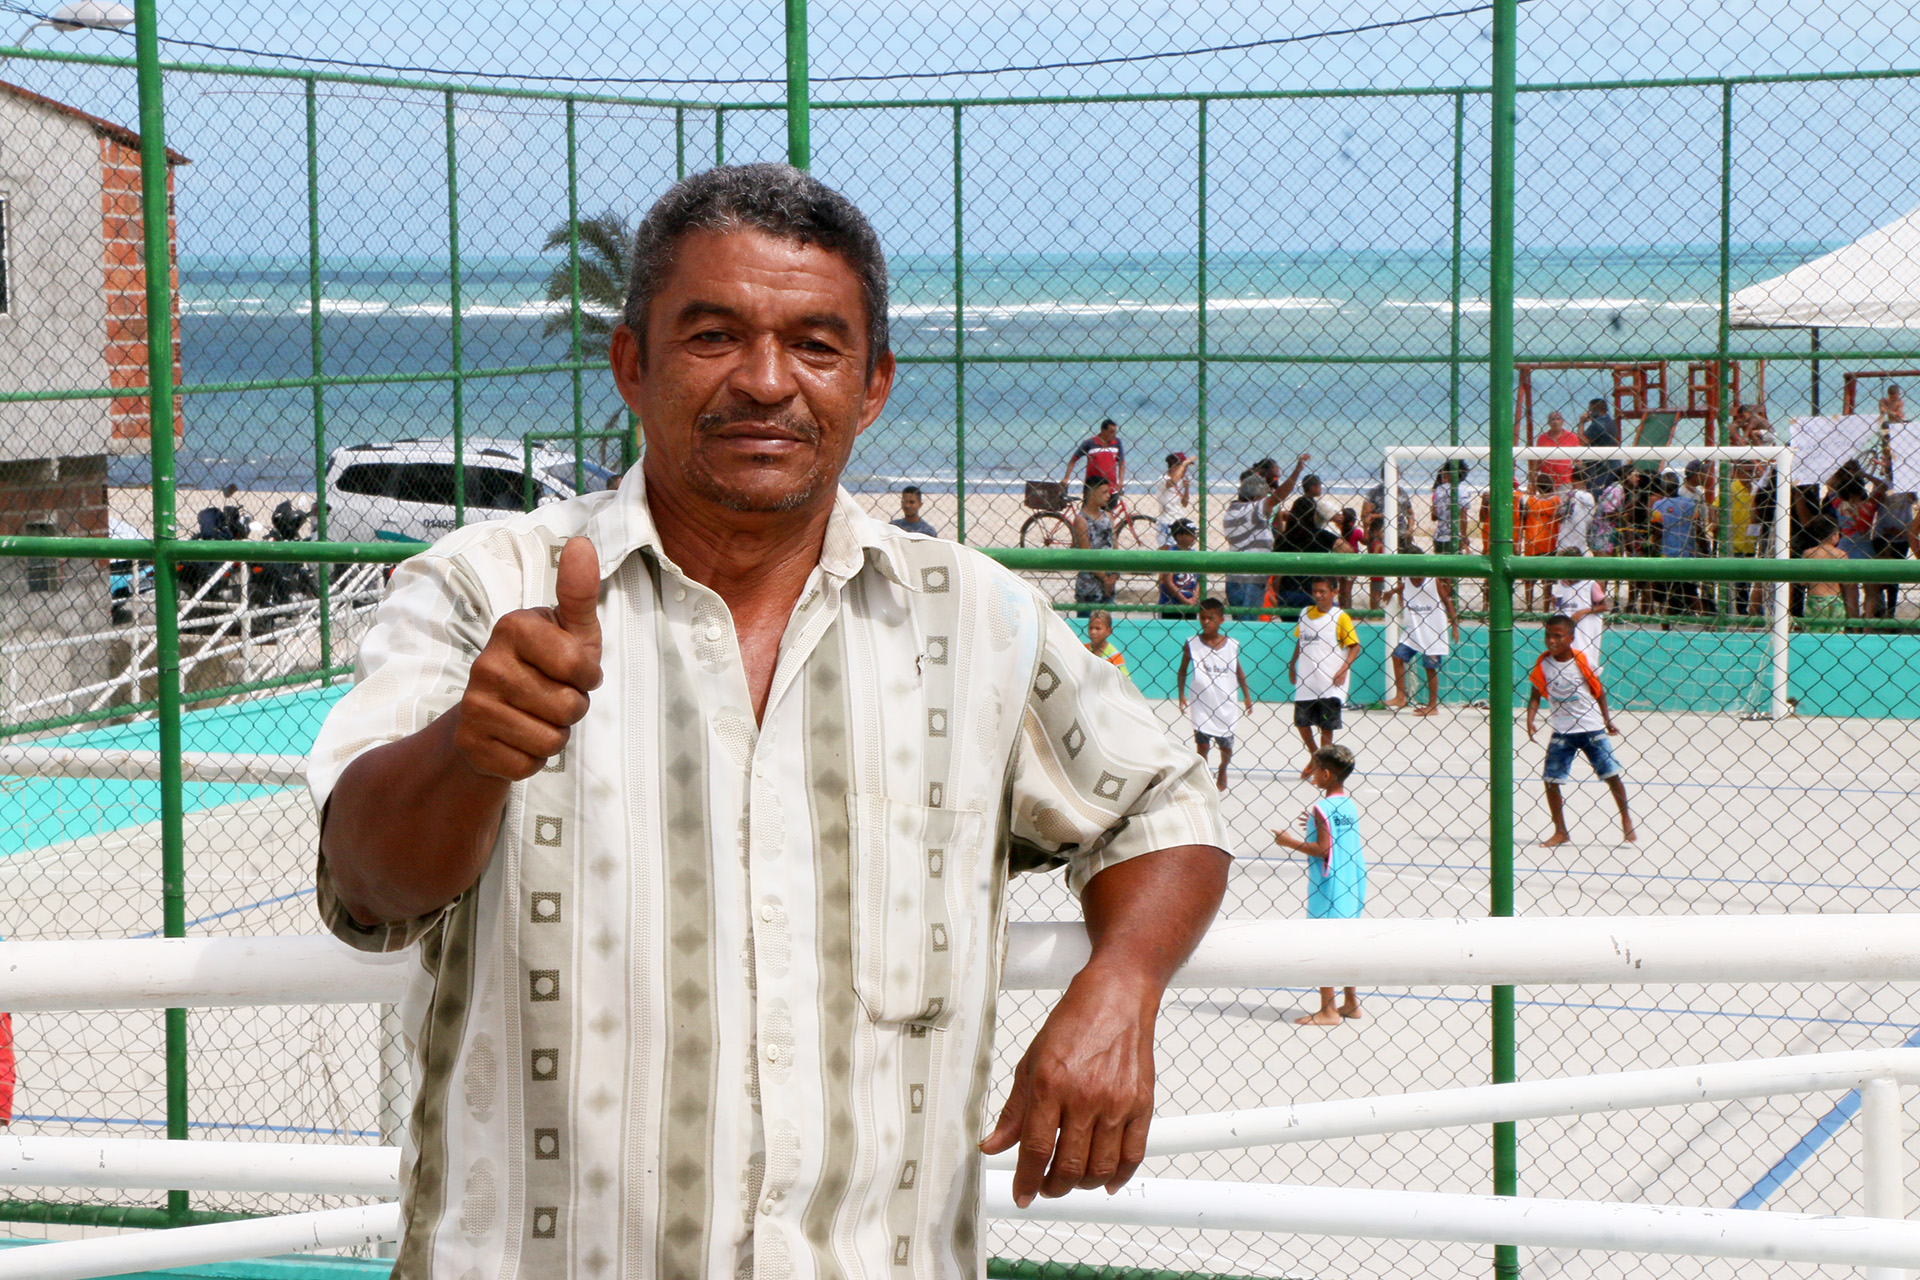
[100,133,183,455]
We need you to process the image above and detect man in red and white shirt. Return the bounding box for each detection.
[1064,418,1126,494]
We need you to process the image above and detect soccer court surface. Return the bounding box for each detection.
[3,690,1917,1277]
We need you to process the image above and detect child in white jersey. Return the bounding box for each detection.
[1548,575,1606,671]
[1289,577,1361,779]
[1176,597,1252,793]
[1384,548,1459,716]
[1526,615,1636,847]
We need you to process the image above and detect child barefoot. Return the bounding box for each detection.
[1177,598,1253,793]
[1272,744,1366,1026]
[1384,549,1459,716]
[1526,615,1636,847]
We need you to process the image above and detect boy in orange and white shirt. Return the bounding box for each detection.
[1526,615,1636,848]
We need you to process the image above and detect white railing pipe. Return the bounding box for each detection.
[1004,915,1920,990]
[9,915,1920,1011]
[0,1203,400,1280]
[1862,1075,1909,1280]
[0,937,411,1011]
[984,1048,1920,1163]
[0,747,307,785]
[988,1174,1920,1269]
[0,1135,398,1196]
[6,1049,1911,1197]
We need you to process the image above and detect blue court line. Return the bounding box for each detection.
[1180,985,1919,1035]
[133,888,317,938]
[1238,854,1920,899]
[11,1113,380,1139]
[1230,764,1920,799]
[1732,1023,1920,1210]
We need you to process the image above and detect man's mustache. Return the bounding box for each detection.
[695,406,822,444]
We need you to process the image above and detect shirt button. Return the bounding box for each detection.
[761,1195,779,1215]
[764,1044,781,1063]
[759,905,776,922]
[672,586,686,602]
[704,622,724,642]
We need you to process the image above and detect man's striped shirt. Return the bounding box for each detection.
[308,475,1229,1280]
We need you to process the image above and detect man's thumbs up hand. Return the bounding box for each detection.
[452,536,606,781]
[553,536,603,667]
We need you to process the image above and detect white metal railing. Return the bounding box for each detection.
[0,562,385,724]
[5,915,1920,1279]
[7,915,1920,1012]
[1380,443,1794,718]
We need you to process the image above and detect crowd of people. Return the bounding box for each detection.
[1010,396,1918,627]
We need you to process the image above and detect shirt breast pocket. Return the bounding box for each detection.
[846,793,984,1028]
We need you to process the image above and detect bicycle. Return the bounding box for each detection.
[1018,480,1161,547]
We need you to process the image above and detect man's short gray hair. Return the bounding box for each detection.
[623,163,890,369]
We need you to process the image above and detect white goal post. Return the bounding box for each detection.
[1380,444,1794,719]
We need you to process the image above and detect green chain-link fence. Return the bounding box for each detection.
[4,1,1920,1275]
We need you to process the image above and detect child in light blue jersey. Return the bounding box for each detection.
[1271,743,1366,1026]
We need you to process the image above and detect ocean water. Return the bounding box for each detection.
[138,245,1833,495]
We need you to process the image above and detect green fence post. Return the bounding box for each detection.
[953,103,967,545]
[445,90,465,526]
[306,76,331,676]
[1716,80,1735,616]
[568,98,585,494]
[784,0,810,169]
[1450,91,1466,544]
[715,107,726,165]
[1196,98,1210,554]
[676,106,687,179]
[130,0,191,1225]
[1488,0,1521,1272]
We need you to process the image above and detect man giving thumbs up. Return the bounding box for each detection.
[309,164,1229,1280]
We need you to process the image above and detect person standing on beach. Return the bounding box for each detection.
[307,164,1231,1279]
[1070,476,1119,612]
[1223,474,1284,614]
[1151,452,1194,546]
[1064,418,1126,495]
[890,484,939,537]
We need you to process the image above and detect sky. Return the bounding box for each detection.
[6,0,1920,262]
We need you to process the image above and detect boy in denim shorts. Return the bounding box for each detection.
[1526,615,1636,847]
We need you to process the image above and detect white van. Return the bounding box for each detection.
[324,437,619,544]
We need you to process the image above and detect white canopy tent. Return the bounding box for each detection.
[1731,201,1920,330]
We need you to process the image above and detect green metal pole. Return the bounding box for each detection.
[675,106,686,179]
[785,0,809,168]
[1196,99,1210,554]
[306,77,331,677]
[1450,91,1466,547]
[953,104,967,545]
[715,107,726,165]
[131,0,190,1225]
[568,98,584,495]
[1716,81,1735,616]
[1487,0,1520,1270]
[445,91,465,526]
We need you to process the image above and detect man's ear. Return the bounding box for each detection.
[854,348,897,439]
[610,323,645,416]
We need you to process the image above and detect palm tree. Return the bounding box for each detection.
[539,211,633,363]
[540,211,636,469]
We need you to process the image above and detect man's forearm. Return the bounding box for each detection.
[1080,844,1230,993]
[320,709,510,927]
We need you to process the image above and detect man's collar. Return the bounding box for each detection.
[580,465,920,593]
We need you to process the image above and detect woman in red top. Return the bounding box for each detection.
[1536,410,1582,491]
